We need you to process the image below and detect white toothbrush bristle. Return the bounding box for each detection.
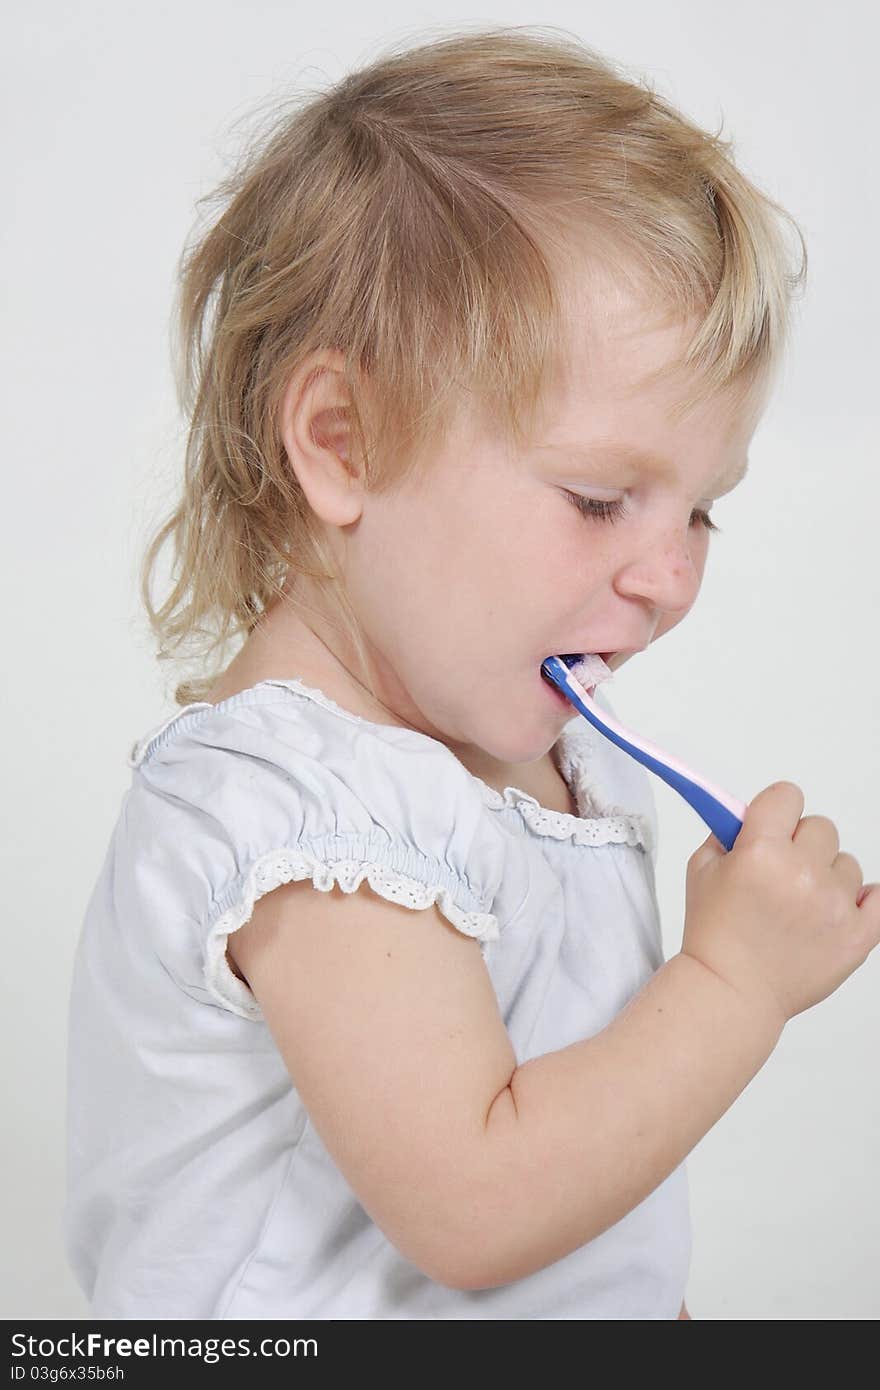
[567,653,613,687]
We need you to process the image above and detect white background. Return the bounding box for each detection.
[3,0,878,1319]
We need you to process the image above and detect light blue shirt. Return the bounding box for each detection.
[64,676,691,1318]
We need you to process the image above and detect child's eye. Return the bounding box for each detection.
[563,491,720,533]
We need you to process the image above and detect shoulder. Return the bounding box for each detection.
[124,680,510,1015]
[130,678,497,852]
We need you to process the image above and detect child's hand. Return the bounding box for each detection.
[682,781,879,1028]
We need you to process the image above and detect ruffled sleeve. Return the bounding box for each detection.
[124,686,508,1022]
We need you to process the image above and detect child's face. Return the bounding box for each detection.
[297,267,759,768]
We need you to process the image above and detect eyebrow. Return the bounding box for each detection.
[549,440,750,494]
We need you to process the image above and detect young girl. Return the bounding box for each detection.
[64,26,878,1320]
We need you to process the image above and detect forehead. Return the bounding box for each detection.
[535,259,762,445]
[543,243,739,403]
[552,280,701,403]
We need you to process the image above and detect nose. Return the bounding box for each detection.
[613,529,704,615]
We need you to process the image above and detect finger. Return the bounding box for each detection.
[832,851,863,898]
[794,815,840,861]
[739,781,805,844]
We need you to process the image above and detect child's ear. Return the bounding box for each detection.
[279,349,362,526]
[310,404,350,463]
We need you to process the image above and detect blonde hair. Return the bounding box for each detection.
[140,23,807,706]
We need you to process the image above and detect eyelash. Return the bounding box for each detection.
[564,492,721,533]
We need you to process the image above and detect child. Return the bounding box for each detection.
[64,26,878,1319]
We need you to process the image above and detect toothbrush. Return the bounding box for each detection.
[541,653,747,851]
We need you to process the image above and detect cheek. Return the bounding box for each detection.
[472,491,563,588]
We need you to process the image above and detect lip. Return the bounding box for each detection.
[541,644,646,691]
[551,649,618,668]
[571,646,648,667]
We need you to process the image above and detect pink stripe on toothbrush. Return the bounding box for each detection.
[563,667,748,823]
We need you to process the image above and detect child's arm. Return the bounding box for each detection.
[231,880,783,1292]
[478,950,782,1287]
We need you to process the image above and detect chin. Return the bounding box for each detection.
[475,700,562,766]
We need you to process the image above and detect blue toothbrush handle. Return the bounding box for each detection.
[574,700,743,850]
[542,657,746,852]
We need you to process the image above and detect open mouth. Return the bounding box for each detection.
[559,652,614,684]
[541,651,614,704]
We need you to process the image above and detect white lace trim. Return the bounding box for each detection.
[556,725,655,857]
[474,778,652,852]
[204,845,500,1022]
